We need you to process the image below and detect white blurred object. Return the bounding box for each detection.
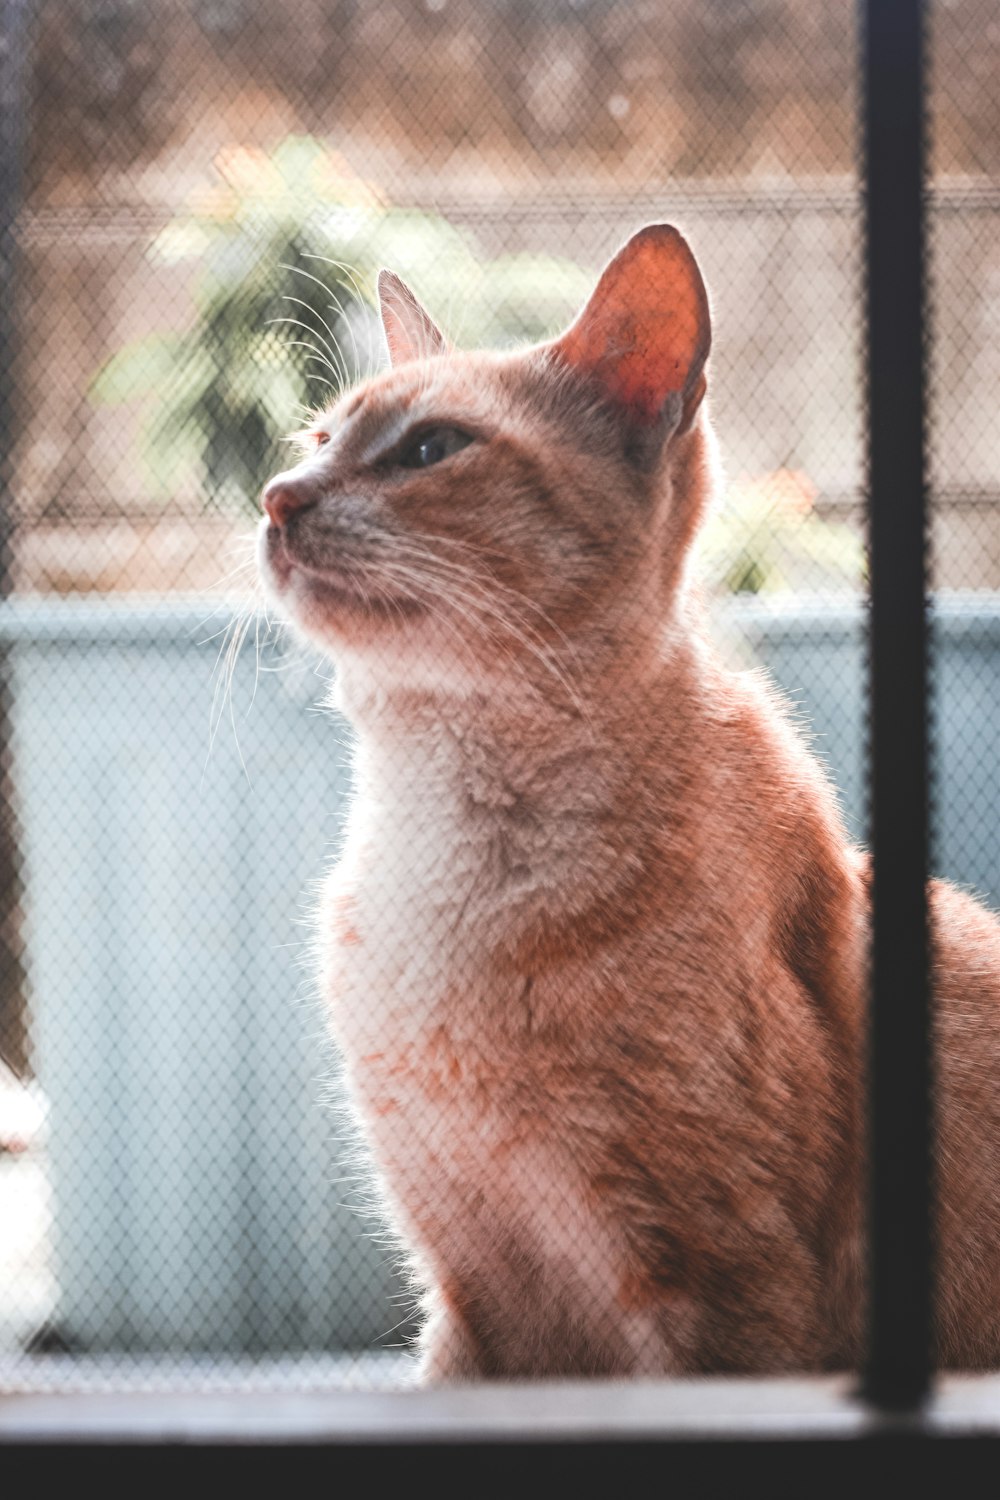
[0,1059,56,1353]
[0,1060,48,1154]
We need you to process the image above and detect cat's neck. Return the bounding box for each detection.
[334,568,704,719]
[336,615,700,748]
[332,618,711,833]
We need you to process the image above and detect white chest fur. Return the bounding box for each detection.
[319,696,617,1060]
[321,720,491,1050]
[315,704,667,1373]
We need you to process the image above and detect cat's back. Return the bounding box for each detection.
[641,635,866,952]
[930,878,1000,1365]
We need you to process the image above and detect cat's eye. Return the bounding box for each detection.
[312,430,330,447]
[398,426,474,470]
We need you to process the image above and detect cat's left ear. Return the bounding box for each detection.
[378,270,451,366]
[549,224,711,460]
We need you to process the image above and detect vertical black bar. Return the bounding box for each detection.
[861,0,933,1409]
[0,0,30,1074]
[0,0,28,588]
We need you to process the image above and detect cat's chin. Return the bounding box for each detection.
[257,523,522,703]
[255,524,574,703]
[256,519,424,642]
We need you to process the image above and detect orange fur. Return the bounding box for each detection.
[258,225,1000,1379]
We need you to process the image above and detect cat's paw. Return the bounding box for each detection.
[417,1303,483,1385]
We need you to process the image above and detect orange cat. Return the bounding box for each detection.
[257,225,1000,1378]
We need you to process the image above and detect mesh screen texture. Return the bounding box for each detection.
[0,0,995,1393]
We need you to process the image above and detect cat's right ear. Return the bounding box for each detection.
[378,270,451,367]
[549,224,711,462]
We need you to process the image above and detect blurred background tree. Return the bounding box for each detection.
[697,469,864,595]
[90,136,592,514]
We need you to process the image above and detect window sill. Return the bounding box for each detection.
[3,1372,1000,1474]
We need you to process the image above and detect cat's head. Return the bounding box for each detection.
[257,224,716,701]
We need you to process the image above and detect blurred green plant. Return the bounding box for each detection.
[91,138,864,593]
[697,468,864,594]
[90,135,592,513]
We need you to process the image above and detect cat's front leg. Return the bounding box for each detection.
[417,1296,486,1385]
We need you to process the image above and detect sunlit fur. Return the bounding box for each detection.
[258,227,1000,1379]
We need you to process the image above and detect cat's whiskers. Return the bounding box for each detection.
[390,551,584,696]
[288,399,323,425]
[266,317,346,387]
[246,603,276,715]
[395,564,578,702]
[398,533,597,673]
[299,255,384,382]
[279,293,353,389]
[209,550,260,596]
[201,533,282,777]
[204,602,260,784]
[370,557,507,672]
[202,556,257,661]
[373,551,593,728]
[385,541,594,727]
[281,264,365,385]
[313,552,436,652]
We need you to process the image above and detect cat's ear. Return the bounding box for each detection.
[550,224,711,458]
[378,269,450,366]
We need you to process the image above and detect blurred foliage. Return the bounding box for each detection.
[90,136,591,512]
[698,469,864,594]
[92,137,864,590]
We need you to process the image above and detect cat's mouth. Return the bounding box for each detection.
[259,520,425,621]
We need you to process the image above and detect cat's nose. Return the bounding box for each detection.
[261,471,321,528]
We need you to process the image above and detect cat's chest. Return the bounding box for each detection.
[322,818,569,1251]
[319,725,578,1046]
[315,728,670,1369]
[320,761,572,1177]
[321,784,493,1050]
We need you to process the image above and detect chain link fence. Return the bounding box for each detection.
[0,0,997,1391]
